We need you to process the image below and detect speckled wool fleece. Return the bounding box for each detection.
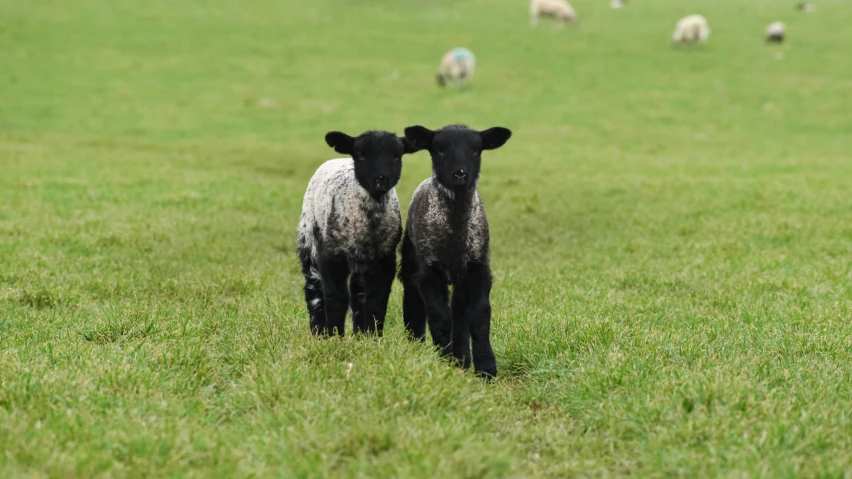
[298,159,402,269]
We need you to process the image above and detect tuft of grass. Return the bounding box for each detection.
[16,288,60,310]
[79,309,158,344]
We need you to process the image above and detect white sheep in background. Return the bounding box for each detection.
[530,0,578,28]
[672,14,711,46]
[797,2,815,13]
[610,0,626,9]
[436,47,476,88]
[766,21,786,43]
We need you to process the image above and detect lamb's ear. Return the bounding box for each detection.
[404,125,434,151]
[325,131,354,155]
[401,137,422,154]
[480,127,512,150]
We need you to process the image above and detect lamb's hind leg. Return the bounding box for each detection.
[300,246,324,336]
[400,231,426,340]
[350,272,367,335]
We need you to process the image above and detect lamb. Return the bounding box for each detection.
[298,130,419,336]
[672,14,711,45]
[530,0,578,28]
[436,47,476,88]
[766,21,786,43]
[399,124,512,378]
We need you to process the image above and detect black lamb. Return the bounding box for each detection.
[399,124,512,378]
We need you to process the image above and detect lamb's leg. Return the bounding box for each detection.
[319,254,350,337]
[451,285,472,370]
[417,264,452,358]
[350,272,367,335]
[300,246,324,336]
[530,11,539,28]
[362,253,395,336]
[400,232,426,340]
[466,262,497,379]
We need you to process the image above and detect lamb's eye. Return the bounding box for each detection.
[473,149,480,156]
[395,157,401,162]
[436,149,444,157]
[357,156,366,162]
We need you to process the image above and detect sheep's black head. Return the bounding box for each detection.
[404,124,512,194]
[436,74,447,87]
[325,130,420,199]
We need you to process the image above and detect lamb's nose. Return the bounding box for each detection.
[453,170,467,182]
[374,176,388,190]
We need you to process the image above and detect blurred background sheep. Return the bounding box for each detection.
[797,2,815,12]
[436,47,476,88]
[766,21,786,43]
[530,0,578,28]
[672,14,710,46]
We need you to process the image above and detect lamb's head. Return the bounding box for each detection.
[404,124,511,194]
[436,73,447,87]
[325,130,420,199]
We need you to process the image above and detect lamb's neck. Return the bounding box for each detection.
[434,178,477,206]
[357,185,391,210]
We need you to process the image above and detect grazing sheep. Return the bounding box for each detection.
[672,14,711,45]
[530,0,578,28]
[299,130,419,336]
[766,21,786,43]
[797,2,815,12]
[436,48,475,88]
[400,124,512,378]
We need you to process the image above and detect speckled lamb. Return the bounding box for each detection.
[298,130,419,336]
[399,124,512,378]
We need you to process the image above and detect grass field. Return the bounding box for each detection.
[2,0,852,476]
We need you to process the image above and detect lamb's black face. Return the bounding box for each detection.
[431,128,483,191]
[404,124,512,194]
[351,133,405,198]
[325,130,419,199]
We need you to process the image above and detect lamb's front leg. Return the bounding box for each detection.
[416,265,452,357]
[451,286,472,370]
[361,253,396,336]
[466,262,497,378]
[319,255,350,337]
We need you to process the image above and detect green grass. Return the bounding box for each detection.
[2,0,852,476]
